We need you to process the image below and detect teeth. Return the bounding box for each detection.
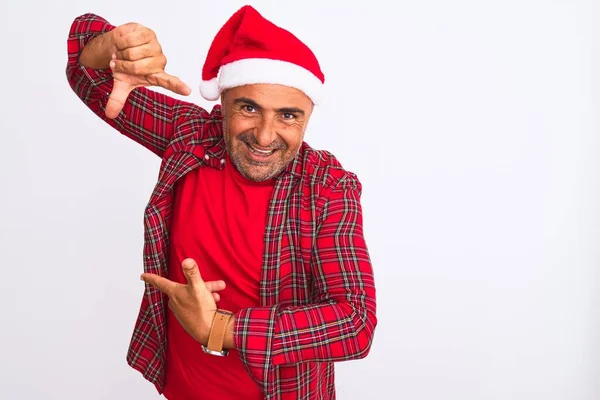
[249,145,274,155]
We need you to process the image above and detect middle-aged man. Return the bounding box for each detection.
[66,4,377,400]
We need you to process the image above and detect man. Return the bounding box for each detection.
[66,5,377,400]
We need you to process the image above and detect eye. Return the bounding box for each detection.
[282,113,296,120]
[242,105,256,113]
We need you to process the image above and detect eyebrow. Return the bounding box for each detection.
[233,97,306,115]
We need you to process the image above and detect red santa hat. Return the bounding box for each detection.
[199,5,325,105]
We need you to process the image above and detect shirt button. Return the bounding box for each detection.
[220,159,225,164]
[204,154,210,160]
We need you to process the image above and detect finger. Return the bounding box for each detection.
[114,28,155,51]
[141,273,177,297]
[212,293,221,302]
[105,79,133,119]
[181,258,204,289]
[147,72,192,96]
[112,22,141,39]
[116,42,162,62]
[110,56,166,76]
[204,280,226,293]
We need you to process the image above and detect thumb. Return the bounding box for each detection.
[182,258,204,288]
[106,78,133,119]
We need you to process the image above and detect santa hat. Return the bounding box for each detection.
[199,5,325,104]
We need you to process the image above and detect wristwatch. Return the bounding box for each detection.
[201,309,234,356]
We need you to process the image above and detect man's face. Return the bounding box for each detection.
[221,84,314,182]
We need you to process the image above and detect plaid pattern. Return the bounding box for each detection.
[66,14,377,400]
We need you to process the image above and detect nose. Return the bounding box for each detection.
[255,116,277,148]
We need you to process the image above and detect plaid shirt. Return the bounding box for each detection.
[66,14,377,400]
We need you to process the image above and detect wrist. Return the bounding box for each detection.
[202,309,235,356]
[79,30,117,70]
[103,29,118,63]
[200,309,217,345]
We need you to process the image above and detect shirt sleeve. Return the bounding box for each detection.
[65,13,198,158]
[234,172,377,387]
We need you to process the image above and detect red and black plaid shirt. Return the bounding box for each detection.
[66,13,377,400]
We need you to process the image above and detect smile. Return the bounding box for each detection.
[246,143,276,157]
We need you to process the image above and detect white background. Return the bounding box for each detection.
[1,0,598,399]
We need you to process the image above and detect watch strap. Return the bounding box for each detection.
[205,309,233,355]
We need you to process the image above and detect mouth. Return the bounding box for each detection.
[244,142,277,160]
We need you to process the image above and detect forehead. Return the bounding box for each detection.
[225,84,313,109]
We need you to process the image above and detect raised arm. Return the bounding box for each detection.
[66,13,199,158]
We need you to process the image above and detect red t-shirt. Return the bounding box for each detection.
[163,154,274,400]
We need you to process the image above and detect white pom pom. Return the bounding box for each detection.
[199,78,221,101]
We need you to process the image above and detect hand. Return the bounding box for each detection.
[141,258,220,344]
[106,23,192,119]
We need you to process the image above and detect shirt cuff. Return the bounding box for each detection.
[233,306,278,391]
[67,13,116,79]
